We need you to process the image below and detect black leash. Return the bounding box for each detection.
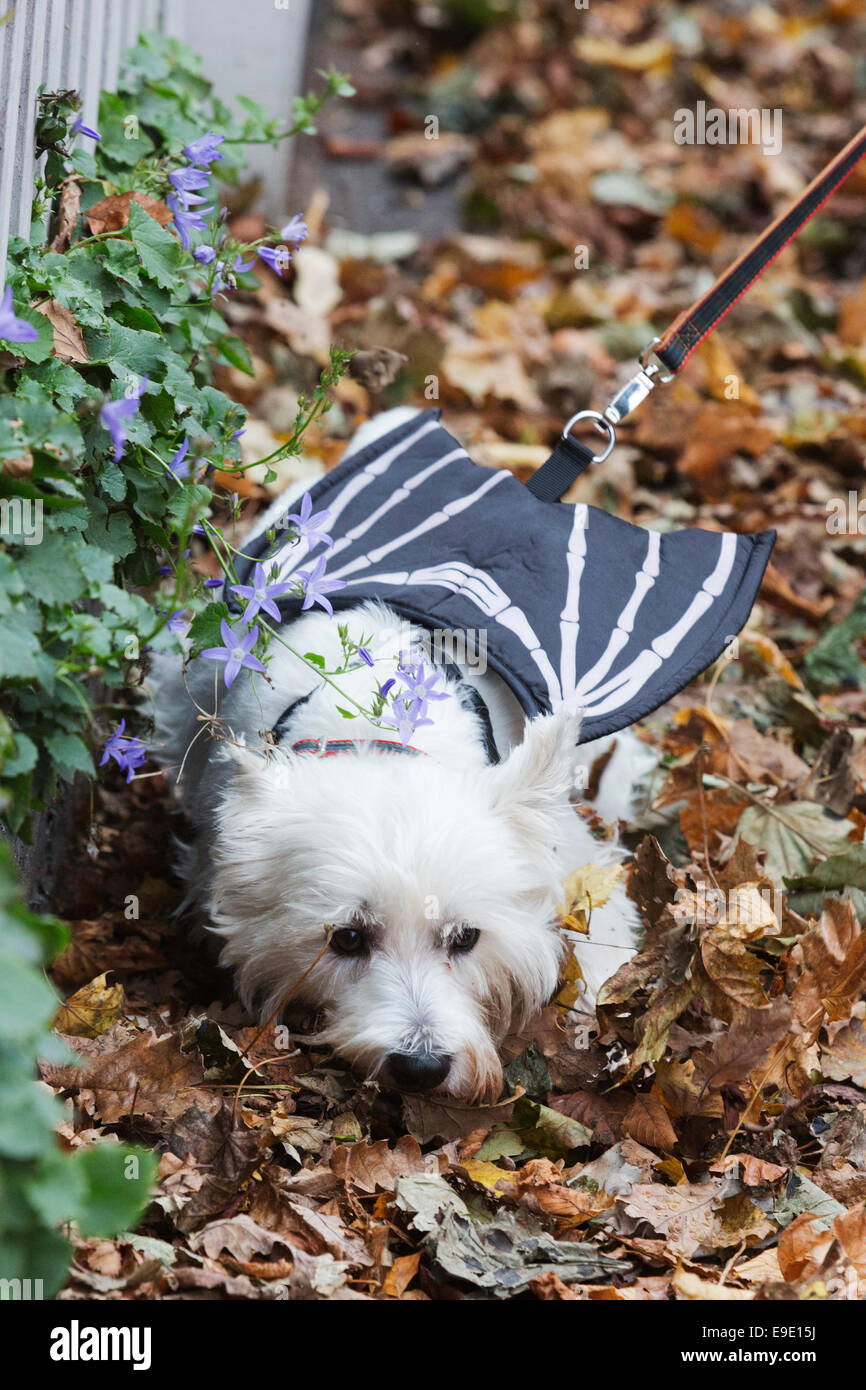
[528,120,866,503]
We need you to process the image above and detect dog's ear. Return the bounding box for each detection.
[491,710,581,831]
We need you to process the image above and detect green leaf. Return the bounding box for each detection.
[2,732,38,778]
[84,318,171,377]
[97,456,128,502]
[112,301,163,335]
[127,199,183,290]
[732,801,855,882]
[784,845,866,893]
[590,170,672,215]
[96,90,155,165]
[303,651,326,669]
[14,534,88,605]
[188,601,229,654]
[0,1219,71,1295]
[0,951,57,1041]
[510,1096,592,1158]
[0,616,42,680]
[774,1173,845,1228]
[216,334,254,375]
[72,1144,158,1237]
[26,1148,87,1226]
[4,311,54,363]
[804,593,866,692]
[44,731,93,779]
[476,1126,527,1161]
[85,508,136,559]
[502,1042,551,1101]
[0,1074,61,1158]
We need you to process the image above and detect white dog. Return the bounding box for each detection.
[150,409,654,1101]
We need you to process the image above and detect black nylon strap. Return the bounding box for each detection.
[656,121,866,375]
[525,434,597,502]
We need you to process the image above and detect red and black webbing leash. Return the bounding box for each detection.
[528,120,866,503]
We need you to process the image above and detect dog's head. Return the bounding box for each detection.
[208,712,579,1101]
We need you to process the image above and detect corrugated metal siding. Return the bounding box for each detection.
[0,0,179,284]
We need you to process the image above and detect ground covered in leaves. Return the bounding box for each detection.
[42,0,866,1299]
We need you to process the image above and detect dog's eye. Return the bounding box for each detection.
[330,926,366,956]
[449,923,480,955]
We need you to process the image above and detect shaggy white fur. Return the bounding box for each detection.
[149,409,655,1101]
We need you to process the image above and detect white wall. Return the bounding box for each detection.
[180,0,312,225]
[0,0,311,284]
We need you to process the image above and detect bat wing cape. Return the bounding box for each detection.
[234,409,775,743]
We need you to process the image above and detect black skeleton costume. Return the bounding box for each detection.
[232,409,775,743]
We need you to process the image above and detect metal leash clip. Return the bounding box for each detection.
[560,339,674,464]
[601,338,675,427]
[602,366,658,426]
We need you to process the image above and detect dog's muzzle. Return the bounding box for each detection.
[383,1050,452,1093]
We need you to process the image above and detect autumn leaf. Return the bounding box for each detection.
[53,972,123,1038]
[697,335,757,406]
[574,34,674,74]
[381,1252,422,1298]
[731,800,856,882]
[441,342,543,411]
[620,1179,773,1259]
[672,1267,755,1301]
[690,1001,795,1093]
[459,1159,516,1193]
[727,720,809,786]
[329,1134,442,1194]
[699,929,771,1010]
[654,1058,725,1121]
[189,1214,287,1263]
[34,299,89,364]
[778,1202,866,1285]
[739,631,806,689]
[629,977,696,1073]
[85,190,173,234]
[50,177,82,253]
[46,1026,208,1123]
[626,835,687,932]
[553,942,585,1007]
[559,861,624,933]
[822,1017,866,1086]
[677,402,777,500]
[792,899,866,1040]
[620,1091,678,1151]
[710,1154,788,1186]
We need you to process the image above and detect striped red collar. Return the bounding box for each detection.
[291,738,426,757]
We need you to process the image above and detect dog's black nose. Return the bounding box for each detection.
[384,1050,452,1092]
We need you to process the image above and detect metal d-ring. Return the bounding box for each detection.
[560,409,616,463]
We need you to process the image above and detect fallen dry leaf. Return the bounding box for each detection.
[559,861,625,933]
[672,1266,755,1301]
[381,1252,422,1298]
[85,191,173,234]
[330,1135,443,1193]
[50,177,81,252]
[34,299,89,364]
[52,972,123,1038]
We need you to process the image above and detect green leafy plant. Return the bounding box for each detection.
[0,31,355,1298]
[0,33,353,835]
[0,837,159,1294]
